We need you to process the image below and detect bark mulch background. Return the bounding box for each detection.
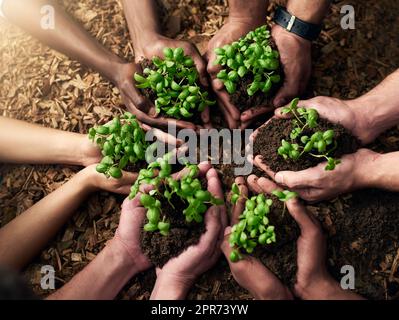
[0,0,399,300]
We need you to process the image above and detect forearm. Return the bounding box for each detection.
[228,0,268,23]
[360,151,399,192]
[286,0,331,24]
[47,239,138,300]
[0,117,88,165]
[0,170,93,270]
[150,274,192,300]
[299,277,364,300]
[2,0,124,84]
[122,0,161,51]
[352,69,399,141]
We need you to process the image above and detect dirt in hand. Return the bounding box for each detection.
[253,117,360,172]
[140,190,206,268]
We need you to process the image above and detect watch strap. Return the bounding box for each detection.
[274,6,322,41]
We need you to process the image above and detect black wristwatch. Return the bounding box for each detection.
[273,6,322,41]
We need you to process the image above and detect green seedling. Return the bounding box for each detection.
[214,25,281,96]
[228,184,297,262]
[134,47,215,119]
[278,98,341,171]
[89,112,150,178]
[129,154,224,236]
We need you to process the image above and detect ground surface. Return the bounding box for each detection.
[1,0,399,300]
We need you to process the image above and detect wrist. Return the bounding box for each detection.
[351,149,382,189]
[286,2,329,25]
[228,0,267,25]
[107,237,142,276]
[295,274,339,300]
[133,32,162,59]
[151,273,194,300]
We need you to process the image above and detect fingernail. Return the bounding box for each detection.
[224,226,232,236]
[275,173,283,184]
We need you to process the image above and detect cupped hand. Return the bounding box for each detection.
[221,177,293,300]
[113,196,152,273]
[246,175,330,299]
[81,164,138,194]
[115,62,199,131]
[274,96,371,144]
[134,35,211,129]
[205,19,272,129]
[271,25,311,108]
[151,166,227,299]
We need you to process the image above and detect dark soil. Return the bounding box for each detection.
[322,189,399,299]
[229,40,283,112]
[253,117,360,172]
[140,185,207,268]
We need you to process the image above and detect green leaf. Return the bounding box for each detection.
[134,73,147,83]
[108,167,122,179]
[96,163,108,174]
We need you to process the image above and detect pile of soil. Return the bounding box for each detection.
[253,117,360,172]
[229,41,283,112]
[140,190,206,268]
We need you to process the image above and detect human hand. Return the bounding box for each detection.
[114,63,199,131]
[150,167,227,300]
[253,147,379,202]
[205,19,273,129]
[133,35,210,129]
[246,175,335,300]
[221,177,293,300]
[111,196,153,274]
[274,96,371,144]
[271,25,311,108]
[79,164,138,194]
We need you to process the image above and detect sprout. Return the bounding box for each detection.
[227,184,297,262]
[134,47,215,119]
[278,98,341,171]
[129,155,224,236]
[88,113,150,178]
[214,25,281,97]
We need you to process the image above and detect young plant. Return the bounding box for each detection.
[214,25,281,96]
[134,47,215,119]
[278,98,341,171]
[88,112,149,178]
[129,154,223,236]
[229,184,297,262]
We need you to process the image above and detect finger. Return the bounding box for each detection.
[141,123,183,146]
[123,82,154,114]
[139,183,155,194]
[121,193,143,212]
[255,177,280,195]
[197,206,222,254]
[274,167,319,189]
[172,162,212,180]
[253,155,276,179]
[241,105,275,123]
[206,52,222,77]
[218,98,239,129]
[273,75,300,108]
[285,198,321,234]
[190,49,209,87]
[231,177,248,225]
[125,100,196,131]
[220,227,233,257]
[213,86,240,121]
[206,168,224,201]
[246,175,263,194]
[201,106,211,128]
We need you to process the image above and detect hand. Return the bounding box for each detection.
[79,164,138,194]
[271,25,312,108]
[111,196,152,273]
[253,146,379,202]
[246,175,336,300]
[205,19,271,129]
[221,177,293,300]
[78,135,102,167]
[275,96,371,144]
[134,35,210,129]
[150,167,227,300]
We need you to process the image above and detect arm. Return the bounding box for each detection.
[270,0,330,108]
[0,165,136,270]
[2,0,123,84]
[0,117,99,166]
[47,196,151,300]
[205,0,269,129]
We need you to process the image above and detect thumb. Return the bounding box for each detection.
[221,227,232,258]
[273,77,299,108]
[274,169,316,189]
